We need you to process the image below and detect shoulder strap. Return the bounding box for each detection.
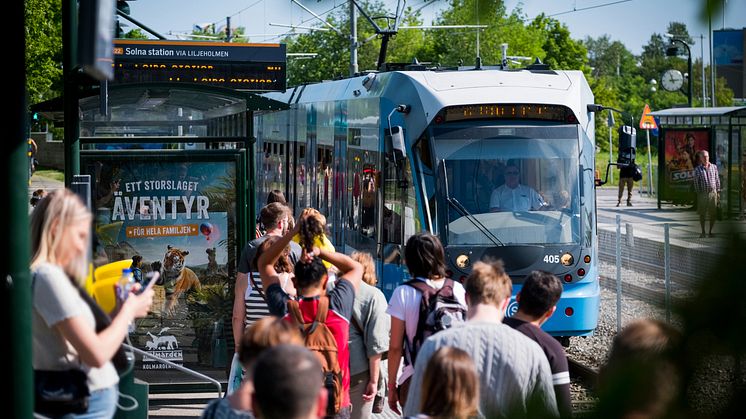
[404,278,429,293]
[315,296,329,323]
[287,299,304,326]
[248,271,266,302]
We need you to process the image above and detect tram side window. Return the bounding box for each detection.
[316,147,333,218]
[414,136,437,233]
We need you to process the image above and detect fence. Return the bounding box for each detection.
[596,215,718,331]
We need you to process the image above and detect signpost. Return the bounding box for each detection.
[639,104,658,196]
[113,40,287,91]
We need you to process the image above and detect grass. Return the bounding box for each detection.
[32,167,64,183]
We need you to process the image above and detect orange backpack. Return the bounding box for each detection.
[287,297,343,415]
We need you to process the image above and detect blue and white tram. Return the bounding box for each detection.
[255,67,599,338]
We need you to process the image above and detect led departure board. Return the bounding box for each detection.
[443,104,574,123]
[113,40,286,91]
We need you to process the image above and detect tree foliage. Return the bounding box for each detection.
[25,0,63,105]
[529,14,588,71]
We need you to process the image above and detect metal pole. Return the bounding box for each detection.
[709,4,716,107]
[664,223,671,323]
[646,129,653,196]
[124,344,223,398]
[63,0,80,186]
[686,47,693,107]
[701,34,707,107]
[349,1,358,76]
[5,0,31,415]
[609,125,614,184]
[616,214,622,333]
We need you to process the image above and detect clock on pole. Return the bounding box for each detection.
[661,69,684,92]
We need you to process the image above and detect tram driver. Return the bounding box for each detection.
[489,162,548,212]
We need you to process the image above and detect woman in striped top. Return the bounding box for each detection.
[232,236,296,353]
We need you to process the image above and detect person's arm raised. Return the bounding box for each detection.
[257,224,299,289]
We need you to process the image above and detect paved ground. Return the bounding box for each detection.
[596,186,746,248]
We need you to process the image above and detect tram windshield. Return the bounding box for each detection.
[430,123,581,245]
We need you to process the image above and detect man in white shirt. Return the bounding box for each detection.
[490,163,547,212]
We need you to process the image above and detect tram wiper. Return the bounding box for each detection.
[447,197,504,247]
[441,159,504,247]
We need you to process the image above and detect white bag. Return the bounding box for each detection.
[226,353,244,396]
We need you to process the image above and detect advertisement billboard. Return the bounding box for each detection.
[81,150,245,378]
[661,129,710,203]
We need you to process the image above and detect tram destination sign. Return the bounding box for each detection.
[113,40,286,91]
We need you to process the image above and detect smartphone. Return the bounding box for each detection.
[140,272,159,294]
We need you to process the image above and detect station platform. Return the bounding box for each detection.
[596,186,746,249]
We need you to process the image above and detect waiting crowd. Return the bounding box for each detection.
[30,189,682,419]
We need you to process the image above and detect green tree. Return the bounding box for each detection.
[584,35,636,79]
[25,0,63,105]
[123,29,148,39]
[529,14,588,71]
[284,1,430,85]
[429,0,544,68]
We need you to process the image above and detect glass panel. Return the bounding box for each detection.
[715,129,729,210]
[430,123,581,245]
[79,87,247,147]
[81,152,241,383]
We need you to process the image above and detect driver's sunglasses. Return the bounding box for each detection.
[505,171,519,175]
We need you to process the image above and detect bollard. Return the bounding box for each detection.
[616,215,622,334]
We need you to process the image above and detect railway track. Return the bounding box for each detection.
[568,357,598,388]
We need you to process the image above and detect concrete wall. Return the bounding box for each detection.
[31,132,64,171]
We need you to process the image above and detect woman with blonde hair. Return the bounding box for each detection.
[418,346,479,419]
[31,189,154,418]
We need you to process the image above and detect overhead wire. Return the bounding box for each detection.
[262,0,349,42]
[547,0,633,18]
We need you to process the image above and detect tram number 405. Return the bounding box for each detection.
[543,254,560,264]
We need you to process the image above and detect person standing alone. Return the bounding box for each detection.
[617,164,635,207]
[693,150,720,238]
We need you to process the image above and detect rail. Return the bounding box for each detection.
[123,343,223,399]
[568,358,598,388]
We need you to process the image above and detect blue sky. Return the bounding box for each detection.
[128,0,746,60]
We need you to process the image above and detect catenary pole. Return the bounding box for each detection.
[350,1,358,76]
[701,34,707,107]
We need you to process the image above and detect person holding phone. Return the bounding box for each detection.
[31,189,154,418]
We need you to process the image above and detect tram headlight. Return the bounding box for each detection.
[455,254,470,269]
[560,252,574,266]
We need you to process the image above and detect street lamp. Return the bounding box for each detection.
[665,36,692,107]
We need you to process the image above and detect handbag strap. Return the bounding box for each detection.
[248,271,267,302]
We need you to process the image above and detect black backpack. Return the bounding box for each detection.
[632,164,643,181]
[403,278,466,366]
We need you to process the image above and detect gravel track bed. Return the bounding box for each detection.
[566,260,736,417]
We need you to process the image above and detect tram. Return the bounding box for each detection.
[254,65,599,339]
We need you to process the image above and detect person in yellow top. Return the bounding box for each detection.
[292,208,335,270]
